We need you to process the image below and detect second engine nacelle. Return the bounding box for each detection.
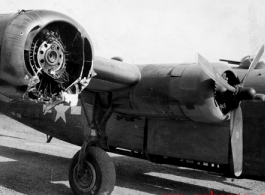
[128,62,239,122]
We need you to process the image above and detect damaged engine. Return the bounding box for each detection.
[0,10,93,106]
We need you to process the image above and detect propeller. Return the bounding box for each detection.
[198,45,264,177]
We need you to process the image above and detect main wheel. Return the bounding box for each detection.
[69,147,116,195]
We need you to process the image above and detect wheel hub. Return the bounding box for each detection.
[73,161,96,192]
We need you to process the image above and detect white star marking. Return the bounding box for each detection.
[54,104,70,123]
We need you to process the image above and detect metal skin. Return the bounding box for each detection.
[102,62,238,122]
[1,9,265,195]
[88,56,141,91]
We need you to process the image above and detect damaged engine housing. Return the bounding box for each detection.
[0,10,93,103]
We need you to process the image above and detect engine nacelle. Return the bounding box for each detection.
[175,63,238,122]
[129,63,239,122]
[0,10,93,103]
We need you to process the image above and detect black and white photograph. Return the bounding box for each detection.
[0,0,265,194]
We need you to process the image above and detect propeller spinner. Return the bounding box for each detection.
[198,45,264,177]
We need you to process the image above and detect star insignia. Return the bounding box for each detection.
[54,104,70,123]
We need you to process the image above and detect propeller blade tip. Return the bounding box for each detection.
[197,53,203,61]
[259,44,264,54]
[235,171,242,177]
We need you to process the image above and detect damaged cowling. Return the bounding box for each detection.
[0,10,93,106]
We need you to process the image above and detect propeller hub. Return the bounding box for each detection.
[235,86,256,101]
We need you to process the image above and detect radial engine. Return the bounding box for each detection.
[0,10,94,106]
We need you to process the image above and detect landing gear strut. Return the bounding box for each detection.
[69,93,115,195]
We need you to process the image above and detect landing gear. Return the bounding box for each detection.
[69,146,116,195]
[69,93,115,194]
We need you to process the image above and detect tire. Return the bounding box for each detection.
[69,147,116,195]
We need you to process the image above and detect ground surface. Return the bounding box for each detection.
[0,114,265,195]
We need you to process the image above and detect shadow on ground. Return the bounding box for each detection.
[0,145,252,195]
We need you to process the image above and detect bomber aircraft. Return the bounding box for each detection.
[0,10,265,195]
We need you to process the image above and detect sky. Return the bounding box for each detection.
[0,0,265,64]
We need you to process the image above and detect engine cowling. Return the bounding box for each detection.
[175,63,239,122]
[0,10,93,103]
[129,62,239,122]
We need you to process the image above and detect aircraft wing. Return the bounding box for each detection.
[87,56,141,91]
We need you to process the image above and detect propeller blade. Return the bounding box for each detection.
[230,106,243,177]
[198,54,236,92]
[241,45,264,86]
[253,94,265,102]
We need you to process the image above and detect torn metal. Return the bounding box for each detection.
[0,10,94,111]
[23,24,93,111]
